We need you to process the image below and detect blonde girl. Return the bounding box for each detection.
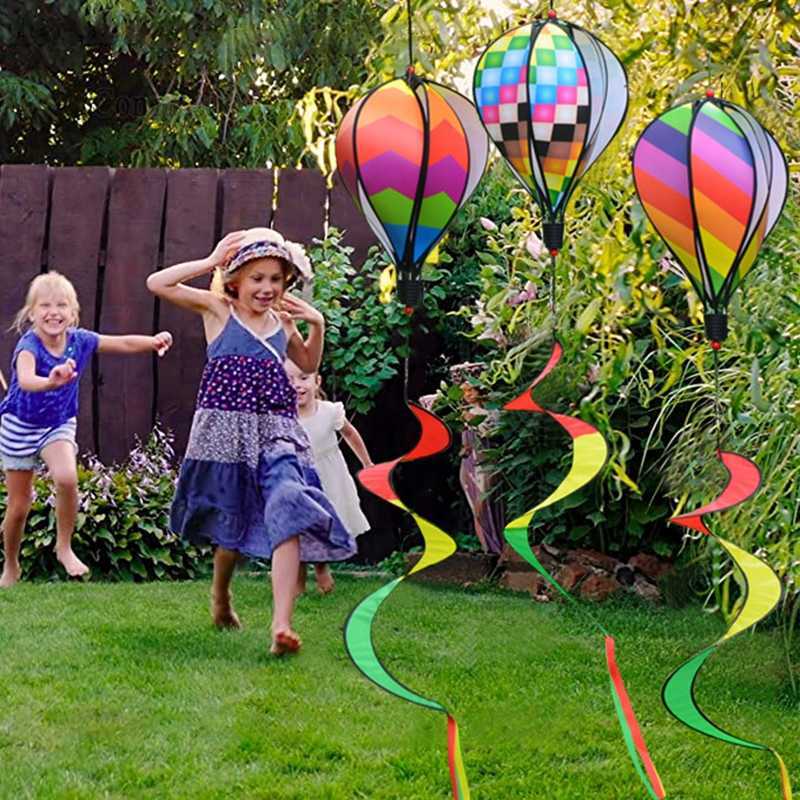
[285,359,372,594]
[147,228,353,656]
[0,272,172,587]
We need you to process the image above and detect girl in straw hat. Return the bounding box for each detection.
[148,228,352,656]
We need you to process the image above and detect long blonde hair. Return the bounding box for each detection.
[10,272,80,333]
[209,267,228,299]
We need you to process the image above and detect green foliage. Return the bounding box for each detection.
[308,229,413,415]
[376,546,418,577]
[4,1,798,173]
[432,160,799,562]
[1,0,380,166]
[0,425,209,581]
[307,225,493,416]
[367,0,496,80]
[0,74,55,130]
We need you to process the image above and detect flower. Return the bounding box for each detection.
[470,299,492,328]
[477,328,507,347]
[479,216,498,232]
[524,231,544,258]
[418,393,438,411]
[507,280,537,307]
[660,256,682,276]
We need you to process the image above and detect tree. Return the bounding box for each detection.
[2,1,798,169]
[1,0,383,166]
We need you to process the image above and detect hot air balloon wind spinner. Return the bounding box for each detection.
[335,3,489,797]
[473,7,628,307]
[473,8,666,800]
[633,92,791,799]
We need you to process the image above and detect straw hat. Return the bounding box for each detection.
[224,228,313,292]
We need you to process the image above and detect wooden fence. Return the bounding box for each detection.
[0,164,378,464]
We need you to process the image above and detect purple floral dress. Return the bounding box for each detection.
[170,311,356,562]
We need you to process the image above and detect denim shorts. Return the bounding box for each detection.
[0,414,78,471]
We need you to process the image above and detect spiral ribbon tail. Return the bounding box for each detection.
[663,450,792,799]
[504,341,665,799]
[606,637,667,800]
[345,403,470,799]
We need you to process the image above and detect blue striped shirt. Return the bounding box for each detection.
[0,328,99,427]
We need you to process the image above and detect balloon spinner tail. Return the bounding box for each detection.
[345,401,470,799]
[503,340,666,799]
[664,450,791,799]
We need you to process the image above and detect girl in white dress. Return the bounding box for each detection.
[285,359,372,594]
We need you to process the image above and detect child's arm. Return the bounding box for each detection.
[341,419,373,469]
[282,294,325,372]
[97,331,173,357]
[16,351,77,392]
[146,231,246,316]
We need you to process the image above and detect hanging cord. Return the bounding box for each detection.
[403,338,410,405]
[548,251,557,317]
[406,0,414,70]
[712,345,722,452]
[706,311,726,452]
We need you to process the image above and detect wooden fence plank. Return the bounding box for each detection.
[97,168,166,464]
[158,169,219,456]
[272,168,326,246]
[219,169,273,234]
[328,170,378,266]
[0,165,49,399]
[47,167,110,454]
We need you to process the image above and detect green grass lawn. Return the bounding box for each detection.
[0,574,797,799]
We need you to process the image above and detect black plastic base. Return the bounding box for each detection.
[542,221,564,252]
[404,68,423,90]
[705,312,728,343]
[397,278,423,308]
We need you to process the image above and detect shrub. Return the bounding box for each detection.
[308,229,413,415]
[0,424,210,582]
[428,164,800,568]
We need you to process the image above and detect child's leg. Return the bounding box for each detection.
[270,536,301,655]
[314,563,334,594]
[0,470,35,588]
[295,561,308,597]
[211,547,242,629]
[40,441,88,578]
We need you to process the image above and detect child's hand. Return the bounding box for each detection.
[279,294,324,327]
[152,331,173,357]
[207,231,247,269]
[362,460,375,470]
[48,359,77,388]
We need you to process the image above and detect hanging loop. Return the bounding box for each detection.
[713,346,722,451]
[406,0,414,70]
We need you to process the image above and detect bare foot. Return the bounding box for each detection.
[0,564,21,589]
[270,628,302,656]
[211,593,242,630]
[55,548,90,579]
[315,564,334,594]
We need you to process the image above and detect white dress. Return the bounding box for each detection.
[298,400,370,536]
